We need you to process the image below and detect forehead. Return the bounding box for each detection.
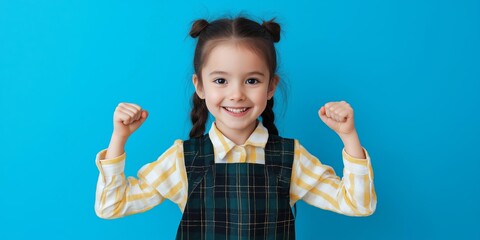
[202,41,269,75]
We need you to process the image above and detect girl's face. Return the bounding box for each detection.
[193,42,277,142]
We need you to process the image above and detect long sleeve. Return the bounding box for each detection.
[94,140,188,219]
[289,140,376,216]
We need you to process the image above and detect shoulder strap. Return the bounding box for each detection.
[183,135,214,169]
[183,135,214,197]
[264,135,297,217]
[264,135,295,180]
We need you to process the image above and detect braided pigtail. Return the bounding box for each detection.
[261,98,279,135]
[189,93,209,138]
[188,19,210,139]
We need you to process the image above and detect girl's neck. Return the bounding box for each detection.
[215,120,258,145]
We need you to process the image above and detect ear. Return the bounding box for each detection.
[267,75,279,100]
[192,74,205,99]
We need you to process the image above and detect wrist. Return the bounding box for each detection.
[111,132,129,143]
[338,129,358,143]
[338,130,366,159]
[105,135,127,160]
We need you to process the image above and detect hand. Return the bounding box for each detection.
[318,101,356,136]
[112,102,148,139]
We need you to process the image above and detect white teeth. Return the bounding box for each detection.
[225,107,247,113]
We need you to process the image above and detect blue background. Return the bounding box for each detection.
[1,0,479,239]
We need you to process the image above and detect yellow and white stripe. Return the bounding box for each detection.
[95,122,376,219]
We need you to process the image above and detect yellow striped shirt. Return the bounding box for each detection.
[95,122,376,219]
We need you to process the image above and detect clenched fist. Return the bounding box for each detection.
[112,102,148,138]
[319,101,356,136]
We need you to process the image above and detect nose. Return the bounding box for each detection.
[229,83,246,101]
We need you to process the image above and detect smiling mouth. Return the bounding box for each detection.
[224,107,249,113]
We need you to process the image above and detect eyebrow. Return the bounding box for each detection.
[208,71,265,76]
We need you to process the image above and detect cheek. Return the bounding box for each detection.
[250,90,269,107]
[204,89,223,105]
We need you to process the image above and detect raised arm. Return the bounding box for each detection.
[95,103,163,219]
[289,101,376,216]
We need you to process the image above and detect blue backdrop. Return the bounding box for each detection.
[1,0,479,239]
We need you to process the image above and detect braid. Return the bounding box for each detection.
[189,93,209,138]
[261,98,279,135]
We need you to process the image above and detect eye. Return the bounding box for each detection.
[213,78,227,84]
[245,78,259,84]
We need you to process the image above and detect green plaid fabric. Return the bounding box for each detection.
[176,134,296,240]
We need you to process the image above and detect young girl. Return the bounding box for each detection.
[95,16,376,239]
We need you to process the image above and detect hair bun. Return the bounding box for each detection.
[189,19,209,38]
[262,19,281,43]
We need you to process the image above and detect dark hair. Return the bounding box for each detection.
[189,16,282,138]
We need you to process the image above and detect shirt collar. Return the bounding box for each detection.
[208,121,269,161]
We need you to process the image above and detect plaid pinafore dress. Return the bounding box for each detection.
[176,134,296,240]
